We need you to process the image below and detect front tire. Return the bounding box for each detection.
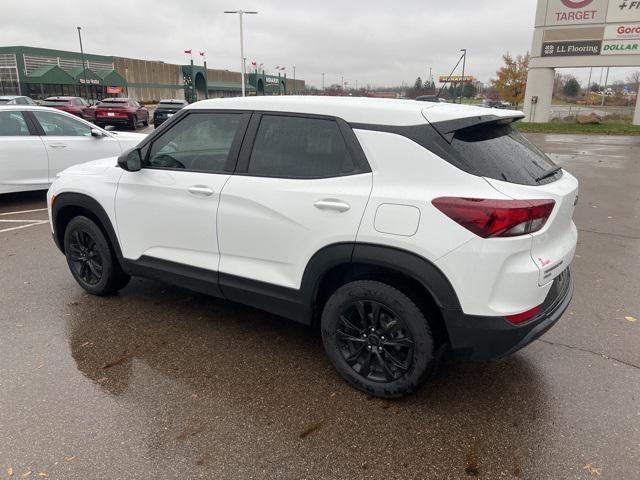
[321,280,435,398]
[63,216,130,296]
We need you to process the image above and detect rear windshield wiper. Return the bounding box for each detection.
[536,166,562,182]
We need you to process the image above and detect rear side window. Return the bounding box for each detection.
[449,123,557,185]
[0,111,30,136]
[247,115,356,178]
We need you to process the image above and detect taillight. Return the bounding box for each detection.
[505,305,541,324]
[432,197,555,238]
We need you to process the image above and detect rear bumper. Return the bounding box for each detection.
[95,116,131,126]
[443,268,573,361]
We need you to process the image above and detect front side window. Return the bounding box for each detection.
[32,111,91,137]
[247,115,356,178]
[147,113,242,172]
[0,111,30,136]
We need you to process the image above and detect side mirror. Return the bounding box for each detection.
[117,148,143,172]
[90,128,104,138]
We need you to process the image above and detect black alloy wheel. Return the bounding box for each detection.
[336,300,414,383]
[67,229,103,286]
[321,280,436,398]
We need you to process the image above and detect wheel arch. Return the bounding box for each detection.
[302,243,460,341]
[52,192,123,260]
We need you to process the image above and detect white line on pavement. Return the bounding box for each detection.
[0,220,49,233]
[0,208,48,216]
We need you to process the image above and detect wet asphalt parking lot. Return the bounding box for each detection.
[1,131,639,479]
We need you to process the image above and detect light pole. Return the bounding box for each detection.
[76,26,89,101]
[224,10,258,97]
[322,72,325,93]
[460,49,466,104]
[292,65,296,95]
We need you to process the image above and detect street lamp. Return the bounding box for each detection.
[224,10,258,97]
[76,27,89,101]
[460,49,467,104]
[292,65,296,95]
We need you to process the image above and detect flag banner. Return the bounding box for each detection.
[184,49,192,54]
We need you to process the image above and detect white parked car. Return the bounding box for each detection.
[0,105,145,194]
[47,96,577,398]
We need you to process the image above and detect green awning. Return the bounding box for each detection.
[67,67,103,85]
[94,69,127,87]
[23,65,76,85]
[207,81,255,92]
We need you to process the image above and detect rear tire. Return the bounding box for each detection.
[63,216,130,296]
[321,280,436,398]
[143,114,149,126]
[130,115,137,130]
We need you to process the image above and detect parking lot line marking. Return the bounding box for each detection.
[0,208,48,216]
[0,219,46,223]
[0,221,48,233]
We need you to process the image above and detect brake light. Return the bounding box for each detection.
[505,305,541,324]
[432,197,555,238]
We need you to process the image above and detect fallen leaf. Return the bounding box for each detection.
[583,463,602,476]
[176,426,204,440]
[299,420,324,439]
[102,353,134,369]
[20,471,31,478]
[465,447,480,477]
[625,316,637,322]
[7,467,13,477]
[37,473,49,478]
[96,377,108,383]
[63,455,76,461]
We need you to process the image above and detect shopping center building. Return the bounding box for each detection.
[0,46,305,102]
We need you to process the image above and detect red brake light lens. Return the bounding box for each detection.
[431,197,555,238]
[505,305,541,325]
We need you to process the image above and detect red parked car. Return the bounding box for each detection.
[41,96,96,121]
[95,98,149,130]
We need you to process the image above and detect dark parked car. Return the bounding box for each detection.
[0,95,37,105]
[153,99,188,128]
[95,98,149,130]
[41,96,95,121]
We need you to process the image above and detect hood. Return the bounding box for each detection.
[109,131,147,141]
[59,156,119,176]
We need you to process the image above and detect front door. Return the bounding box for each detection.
[115,111,249,272]
[29,110,119,180]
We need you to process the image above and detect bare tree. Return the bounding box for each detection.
[627,71,640,94]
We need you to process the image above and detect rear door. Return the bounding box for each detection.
[217,113,373,290]
[29,110,120,179]
[0,110,49,193]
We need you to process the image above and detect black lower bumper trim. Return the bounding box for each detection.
[443,269,574,361]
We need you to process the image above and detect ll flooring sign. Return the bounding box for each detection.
[542,39,603,55]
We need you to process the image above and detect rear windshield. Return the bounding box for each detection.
[448,123,558,185]
[42,99,71,106]
[157,102,184,109]
[98,100,127,108]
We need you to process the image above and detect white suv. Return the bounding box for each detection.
[47,96,577,398]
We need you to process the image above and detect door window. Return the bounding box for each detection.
[0,111,30,136]
[247,115,356,178]
[147,113,242,173]
[31,111,91,137]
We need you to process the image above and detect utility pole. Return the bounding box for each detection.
[76,27,89,101]
[341,75,344,93]
[322,72,325,93]
[460,49,466,104]
[601,66,610,107]
[293,65,296,95]
[224,10,258,97]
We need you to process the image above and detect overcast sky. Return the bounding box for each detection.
[1,0,637,89]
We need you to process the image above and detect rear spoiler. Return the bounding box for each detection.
[429,113,525,142]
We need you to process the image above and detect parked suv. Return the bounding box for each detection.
[153,99,188,128]
[42,96,95,121]
[95,98,149,129]
[47,97,577,398]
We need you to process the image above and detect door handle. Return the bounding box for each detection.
[314,199,351,212]
[187,185,214,197]
[49,143,67,148]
